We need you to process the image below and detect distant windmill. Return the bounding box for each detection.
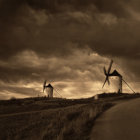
[43,80,62,98]
[102,60,135,93]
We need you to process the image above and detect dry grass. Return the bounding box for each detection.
[0,93,139,140]
[0,103,113,140]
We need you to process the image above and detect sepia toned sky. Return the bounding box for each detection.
[0,0,139,99]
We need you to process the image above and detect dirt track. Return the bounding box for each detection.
[91,98,140,140]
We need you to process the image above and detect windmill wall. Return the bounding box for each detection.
[109,76,122,93]
[118,76,122,93]
[45,87,53,98]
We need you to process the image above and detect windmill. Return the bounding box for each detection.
[102,60,135,93]
[43,80,62,98]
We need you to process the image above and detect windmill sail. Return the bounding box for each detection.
[43,80,63,98]
[102,60,113,88]
[43,80,47,92]
[107,60,113,74]
[102,60,135,94]
[104,67,107,75]
[54,89,62,98]
[102,77,108,88]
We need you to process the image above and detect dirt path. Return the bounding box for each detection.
[90,98,140,140]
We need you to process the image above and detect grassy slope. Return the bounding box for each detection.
[0,93,139,140]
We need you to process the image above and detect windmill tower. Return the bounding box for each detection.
[102,60,135,93]
[43,80,62,98]
[43,80,53,98]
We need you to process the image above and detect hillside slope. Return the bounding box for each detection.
[0,94,139,140]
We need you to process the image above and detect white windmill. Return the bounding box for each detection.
[102,60,135,93]
[43,80,62,98]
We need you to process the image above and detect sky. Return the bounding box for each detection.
[0,0,140,99]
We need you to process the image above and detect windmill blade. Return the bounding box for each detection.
[43,86,45,93]
[103,67,107,75]
[102,76,108,88]
[43,80,47,92]
[107,78,110,85]
[54,88,62,98]
[54,87,63,92]
[44,80,47,86]
[122,79,135,93]
[107,59,113,74]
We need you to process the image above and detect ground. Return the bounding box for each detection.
[91,97,140,140]
[0,93,139,140]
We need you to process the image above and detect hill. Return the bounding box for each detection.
[0,93,139,140]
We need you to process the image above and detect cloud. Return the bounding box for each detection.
[0,0,139,60]
[0,47,139,100]
[0,0,139,99]
[0,47,108,81]
[0,49,111,99]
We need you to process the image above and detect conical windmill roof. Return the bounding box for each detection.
[46,84,53,88]
[109,70,122,77]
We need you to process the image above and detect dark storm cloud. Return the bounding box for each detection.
[0,0,126,14]
[0,0,139,60]
[0,0,139,59]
